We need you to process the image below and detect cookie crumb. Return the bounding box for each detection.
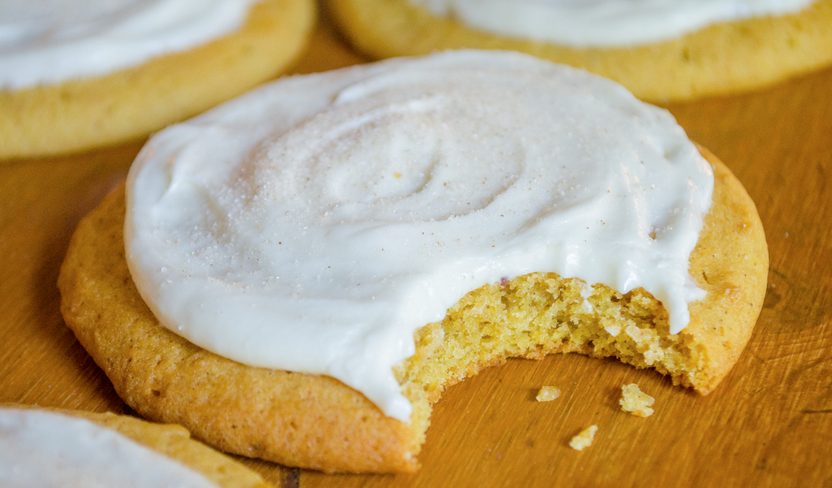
[569,425,598,451]
[536,386,561,402]
[619,383,655,417]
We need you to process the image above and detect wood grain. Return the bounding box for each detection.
[1,5,831,487]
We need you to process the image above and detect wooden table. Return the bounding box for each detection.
[2,8,831,488]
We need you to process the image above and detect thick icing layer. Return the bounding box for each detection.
[0,0,257,89]
[125,51,713,421]
[0,408,217,488]
[409,0,814,47]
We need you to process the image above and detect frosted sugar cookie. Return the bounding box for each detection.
[327,0,832,101]
[0,404,271,487]
[59,51,768,472]
[0,0,315,160]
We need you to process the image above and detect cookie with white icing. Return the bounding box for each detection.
[58,52,768,472]
[0,0,315,160]
[0,404,271,488]
[327,0,832,101]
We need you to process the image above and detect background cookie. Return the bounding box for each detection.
[58,148,767,473]
[0,0,315,160]
[1,404,272,488]
[327,0,832,101]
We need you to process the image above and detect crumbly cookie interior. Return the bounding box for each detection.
[400,273,701,404]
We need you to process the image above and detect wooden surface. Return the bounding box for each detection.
[1,7,831,488]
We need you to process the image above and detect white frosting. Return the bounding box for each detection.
[409,0,815,47]
[125,50,714,421]
[0,408,217,488]
[0,0,257,89]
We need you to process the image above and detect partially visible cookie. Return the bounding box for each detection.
[0,0,316,160]
[327,0,832,101]
[0,403,271,488]
[58,147,768,473]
